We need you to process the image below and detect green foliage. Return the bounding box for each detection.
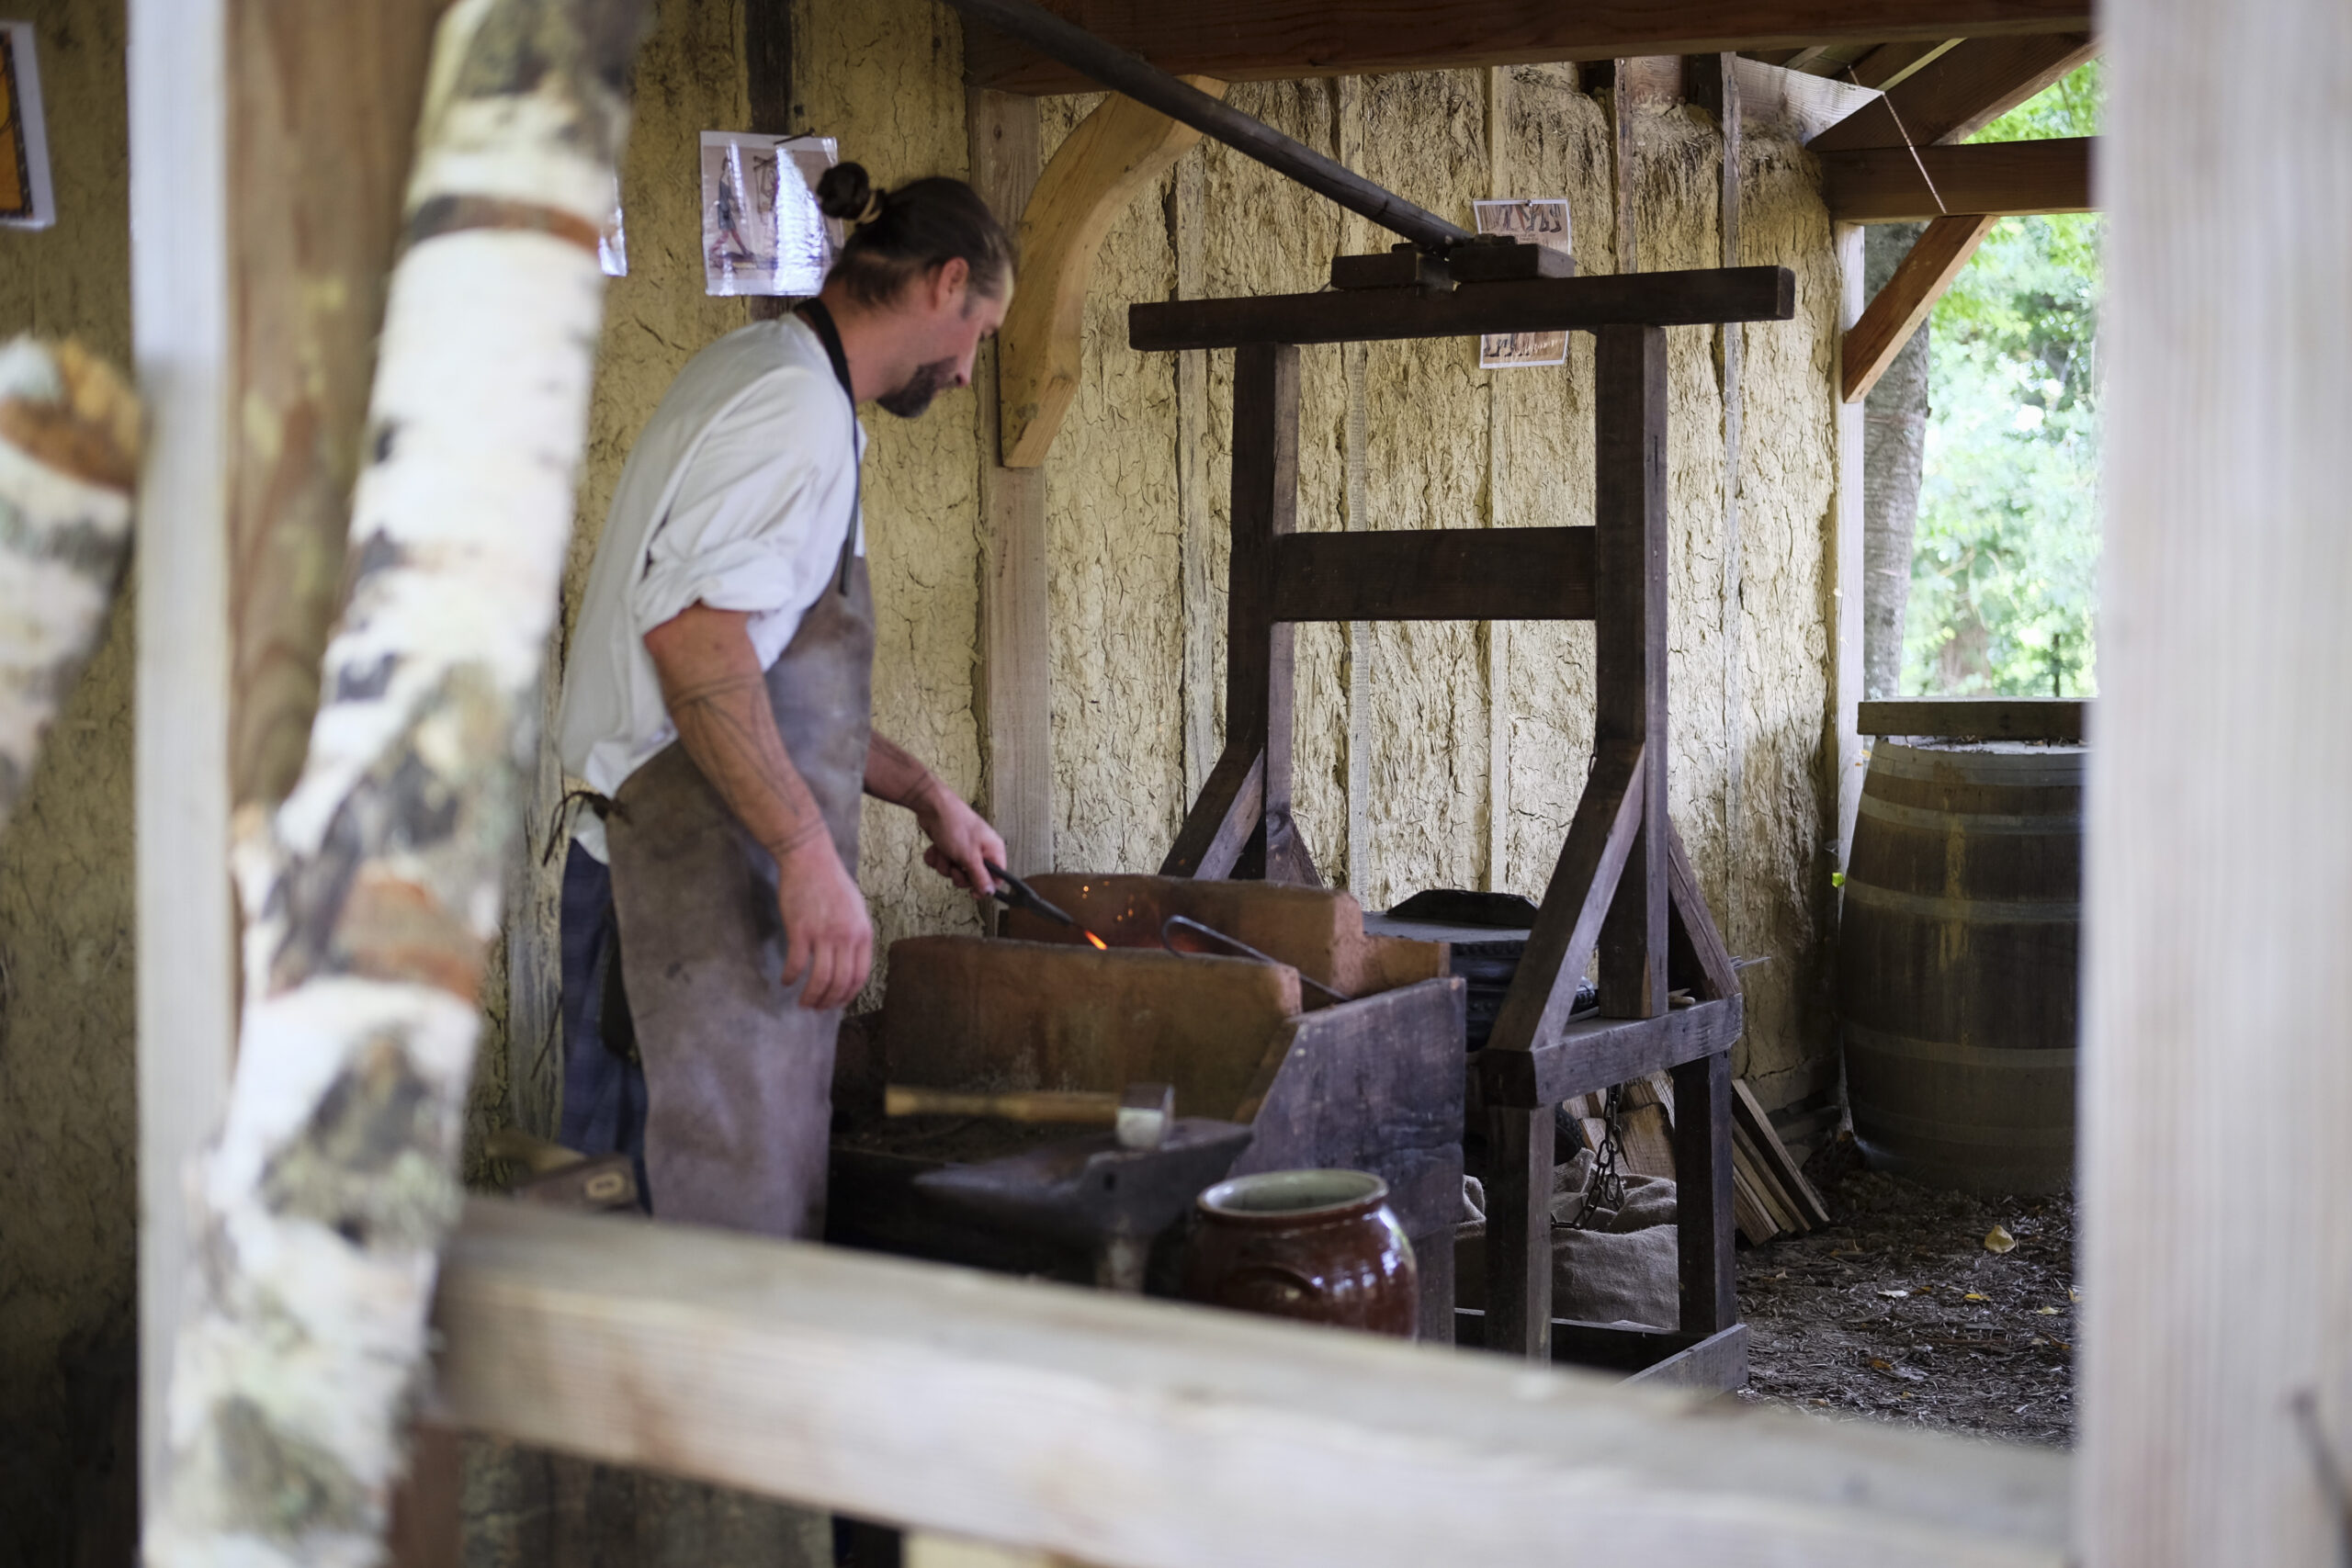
[1903,63,2103,696]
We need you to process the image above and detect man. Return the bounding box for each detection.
[555,165,1015,1239]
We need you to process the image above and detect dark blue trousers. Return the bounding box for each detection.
[559,840,650,1172]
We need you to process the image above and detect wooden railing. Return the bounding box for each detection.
[430,1201,2070,1568]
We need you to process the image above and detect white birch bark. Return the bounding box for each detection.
[0,336,139,822]
[148,3,647,1563]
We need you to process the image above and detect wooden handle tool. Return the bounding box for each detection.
[885,1086,1121,1123]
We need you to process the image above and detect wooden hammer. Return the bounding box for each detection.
[884,1082,1175,1150]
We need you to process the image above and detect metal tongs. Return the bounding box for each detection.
[1159,914,1348,1004]
[985,860,1081,929]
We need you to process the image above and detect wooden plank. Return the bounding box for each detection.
[1268,527,1596,623]
[1733,1077,1833,1227]
[971,91,1055,876]
[1830,221,1870,882]
[1822,136,2093,222]
[743,0,795,324]
[1809,32,2098,152]
[131,0,238,1510]
[998,78,1226,467]
[1483,740,1645,1059]
[965,1,2095,95]
[1670,1051,1738,1335]
[1160,743,1264,878]
[1481,1105,1555,1360]
[1730,55,1882,141]
[1595,325,1670,1020]
[1842,214,1997,402]
[2084,5,2352,1556]
[387,1421,463,1568]
[1129,267,1797,352]
[1480,995,1745,1106]
[1226,342,1316,885]
[1624,1323,1751,1392]
[436,1202,2073,1564]
[1857,696,2087,740]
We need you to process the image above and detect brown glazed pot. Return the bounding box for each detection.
[1182,1168,1419,1337]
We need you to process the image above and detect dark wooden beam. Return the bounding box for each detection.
[1595,325,1670,1021]
[1809,31,2098,151]
[1129,267,1795,352]
[1841,214,1996,400]
[1847,36,1961,89]
[1160,745,1264,878]
[1858,696,2087,739]
[1226,343,1317,886]
[966,2,2094,95]
[1478,995,1746,1105]
[1821,135,2092,220]
[1268,528,1596,623]
[1670,1051,1739,1334]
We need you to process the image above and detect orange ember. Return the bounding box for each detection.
[1084,930,1109,951]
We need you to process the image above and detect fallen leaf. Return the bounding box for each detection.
[2068,1286,2081,1303]
[2036,1305,2060,1315]
[1869,1357,1894,1371]
[2030,1337,2050,1348]
[1963,1292,1989,1303]
[1984,1224,2017,1255]
[1880,1289,1910,1299]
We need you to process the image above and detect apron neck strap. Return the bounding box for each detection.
[797,299,856,402]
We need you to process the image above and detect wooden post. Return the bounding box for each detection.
[130,0,236,1516]
[970,89,1052,876]
[1594,325,1669,1019]
[1829,224,1868,870]
[1669,1050,1738,1336]
[2082,0,2352,1560]
[1227,341,1314,885]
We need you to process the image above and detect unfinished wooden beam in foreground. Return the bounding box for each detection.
[1842,215,1997,401]
[965,0,2093,95]
[435,1201,2071,1567]
[1821,136,2093,221]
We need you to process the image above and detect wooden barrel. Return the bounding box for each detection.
[1838,740,2084,1194]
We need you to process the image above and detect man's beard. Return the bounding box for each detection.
[877,357,956,419]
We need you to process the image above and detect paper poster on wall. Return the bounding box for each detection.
[700,131,841,297]
[0,22,58,231]
[1474,198,1573,368]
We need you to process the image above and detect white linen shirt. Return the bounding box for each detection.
[557,316,865,861]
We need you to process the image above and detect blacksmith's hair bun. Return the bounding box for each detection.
[816,162,882,224]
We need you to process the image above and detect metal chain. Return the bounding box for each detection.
[1570,1084,1629,1230]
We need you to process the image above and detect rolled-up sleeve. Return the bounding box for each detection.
[629,368,844,635]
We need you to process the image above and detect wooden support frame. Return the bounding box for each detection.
[997,77,1227,467]
[1841,213,1998,401]
[1821,135,2093,222]
[964,1,2094,96]
[1808,31,2098,152]
[1141,284,1761,1371]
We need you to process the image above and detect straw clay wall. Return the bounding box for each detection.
[537,7,1849,1142]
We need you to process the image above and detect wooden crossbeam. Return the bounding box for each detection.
[1480,995,1746,1106]
[1858,695,2087,740]
[1821,135,2092,221]
[1841,214,1997,401]
[1269,527,1596,623]
[965,1,2094,95]
[1160,744,1263,878]
[1846,37,1962,90]
[1128,267,1796,352]
[434,1201,2074,1566]
[1809,31,2098,151]
[998,77,1227,467]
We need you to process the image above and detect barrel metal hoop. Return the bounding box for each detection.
[1842,1022,2078,1073]
[1840,882,2081,924]
[1868,741,2086,788]
[1856,794,2082,836]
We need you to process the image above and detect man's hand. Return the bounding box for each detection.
[775,833,874,1010]
[915,786,1008,903]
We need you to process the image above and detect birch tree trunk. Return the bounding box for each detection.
[0,337,140,821]
[149,3,648,1563]
[1862,220,1931,700]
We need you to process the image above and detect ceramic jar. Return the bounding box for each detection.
[1182,1168,1419,1337]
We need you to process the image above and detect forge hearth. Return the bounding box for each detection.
[827,876,1464,1337]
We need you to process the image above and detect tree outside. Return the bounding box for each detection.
[1903,64,2103,696]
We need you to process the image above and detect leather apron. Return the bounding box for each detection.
[605,302,872,1239]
